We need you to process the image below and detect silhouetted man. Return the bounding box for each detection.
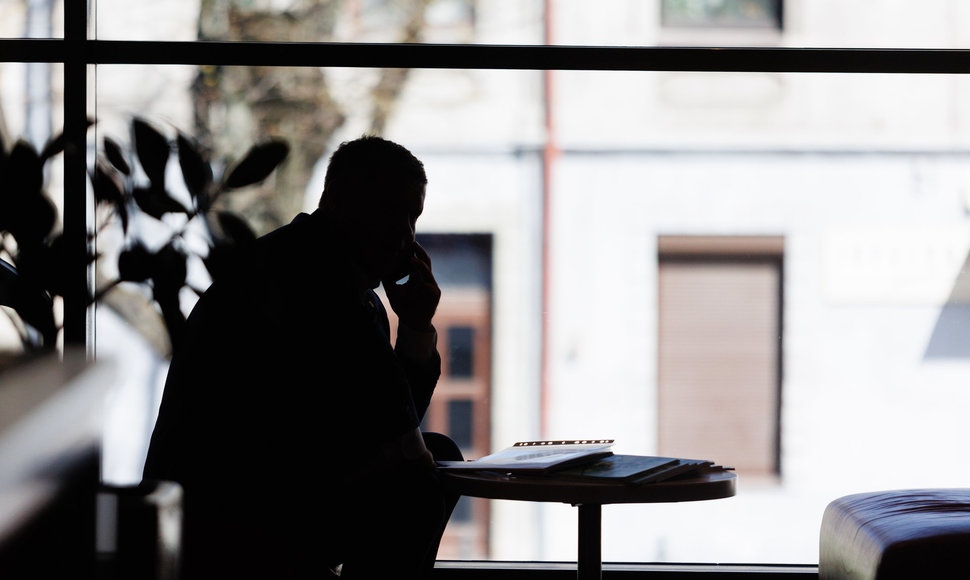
[144,136,461,579]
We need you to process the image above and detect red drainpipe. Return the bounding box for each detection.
[540,0,558,438]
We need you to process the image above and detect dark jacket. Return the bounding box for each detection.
[143,211,441,577]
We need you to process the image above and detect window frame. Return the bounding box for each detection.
[4,1,970,576]
[3,38,966,356]
[660,0,784,31]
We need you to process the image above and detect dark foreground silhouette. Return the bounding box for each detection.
[144,136,461,579]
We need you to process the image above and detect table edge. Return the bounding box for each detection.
[441,469,737,505]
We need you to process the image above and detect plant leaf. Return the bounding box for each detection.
[39,119,93,162]
[92,162,124,206]
[177,132,213,203]
[91,162,129,233]
[103,137,131,175]
[39,132,66,161]
[40,233,95,297]
[117,242,153,282]
[215,211,256,245]
[133,185,191,220]
[223,140,289,189]
[7,140,43,200]
[0,256,56,346]
[152,243,188,293]
[5,141,56,243]
[149,243,188,351]
[0,258,19,306]
[132,117,170,188]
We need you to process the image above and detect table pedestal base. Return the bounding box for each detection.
[577,504,601,580]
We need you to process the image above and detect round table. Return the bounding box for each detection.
[440,461,736,580]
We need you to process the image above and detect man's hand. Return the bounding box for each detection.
[383,242,440,332]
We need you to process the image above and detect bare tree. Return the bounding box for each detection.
[192,0,432,236]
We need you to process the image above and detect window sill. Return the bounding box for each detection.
[433,561,818,578]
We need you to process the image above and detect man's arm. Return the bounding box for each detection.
[395,322,439,419]
[384,242,441,420]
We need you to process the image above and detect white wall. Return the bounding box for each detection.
[543,151,970,563]
[369,0,970,564]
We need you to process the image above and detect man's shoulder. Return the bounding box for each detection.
[255,212,318,252]
[186,211,364,322]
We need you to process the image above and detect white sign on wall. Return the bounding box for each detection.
[823,228,970,305]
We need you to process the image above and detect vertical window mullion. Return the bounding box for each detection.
[62,0,90,352]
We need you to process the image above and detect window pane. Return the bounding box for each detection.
[94,60,970,566]
[661,0,782,29]
[447,399,474,449]
[0,0,64,39]
[447,326,475,378]
[0,62,62,146]
[88,9,970,570]
[89,1,970,48]
[94,0,543,44]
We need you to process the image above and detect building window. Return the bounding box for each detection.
[387,233,493,559]
[657,236,783,478]
[447,326,476,378]
[661,0,783,30]
[448,398,474,449]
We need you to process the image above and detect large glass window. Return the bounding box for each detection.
[7,0,970,573]
[88,62,970,566]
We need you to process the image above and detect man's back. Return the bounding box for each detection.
[144,136,458,579]
[143,213,430,577]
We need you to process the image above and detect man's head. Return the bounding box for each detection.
[318,136,428,288]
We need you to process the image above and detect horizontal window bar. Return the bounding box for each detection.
[3,39,970,73]
[432,561,818,578]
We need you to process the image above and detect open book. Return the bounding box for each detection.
[437,439,615,474]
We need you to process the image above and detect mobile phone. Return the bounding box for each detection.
[392,247,416,285]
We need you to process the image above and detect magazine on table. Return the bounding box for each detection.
[436,439,615,474]
[548,455,723,484]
